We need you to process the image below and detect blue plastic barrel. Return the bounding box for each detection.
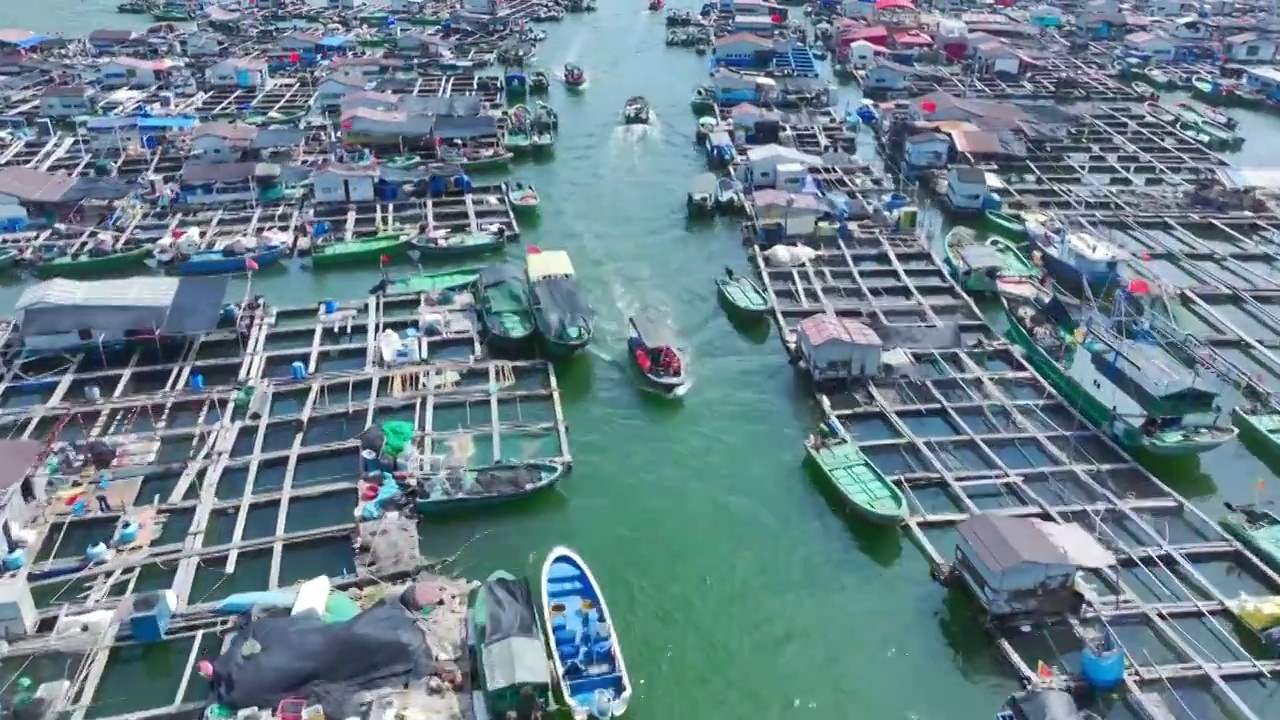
[86,542,109,563]
[322,298,338,314]
[290,361,307,381]
[221,304,237,320]
[360,449,379,473]
[3,548,26,571]
[189,373,205,392]
[1080,644,1125,690]
[118,521,140,545]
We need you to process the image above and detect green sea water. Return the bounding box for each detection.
[2,3,1280,720]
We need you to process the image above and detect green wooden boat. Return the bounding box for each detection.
[506,181,540,215]
[1142,67,1172,89]
[715,271,771,318]
[984,210,1028,241]
[466,570,554,720]
[409,11,449,25]
[1234,409,1280,467]
[0,248,18,270]
[805,422,907,526]
[416,461,566,514]
[528,249,594,358]
[1172,113,1242,150]
[408,230,505,260]
[505,104,532,153]
[310,234,407,268]
[151,8,194,21]
[1002,292,1239,456]
[243,110,307,126]
[385,267,483,296]
[476,263,536,351]
[943,227,1039,295]
[35,245,150,278]
[1221,505,1280,573]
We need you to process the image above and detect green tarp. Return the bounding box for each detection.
[381,420,415,456]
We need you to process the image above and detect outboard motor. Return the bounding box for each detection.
[589,689,614,719]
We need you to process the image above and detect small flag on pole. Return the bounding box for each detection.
[527,245,542,254]
[1260,479,1267,489]
[379,254,391,265]
[1036,661,1053,679]
[245,256,259,272]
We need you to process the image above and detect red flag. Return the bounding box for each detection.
[379,254,390,265]
[1127,278,1150,295]
[289,52,300,64]
[245,256,259,272]
[921,100,937,114]
[1036,661,1053,679]
[527,245,542,254]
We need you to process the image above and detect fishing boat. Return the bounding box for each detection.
[35,244,151,279]
[467,571,554,720]
[564,64,587,90]
[1131,81,1158,100]
[690,86,715,115]
[505,105,532,154]
[1175,119,1216,147]
[151,2,194,21]
[687,173,716,216]
[310,234,407,268]
[504,70,529,100]
[1141,66,1172,89]
[408,229,506,261]
[1175,101,1238,130]
[648,0,664,9]
[1221,504,1280,573]
[527,248,594,358]
[715,269,771,318]
[531,103,558,151]
[385,267,483,297]
[171,245,284,276]
[1001,291,1238,456]
[117,1,150,12]
[984,209,1028,241]
[627,316,689,396]
[1234,406,1280,465]
[506,181,541,215]
[540,547,632,719]
[805,418,908,525]
[942,227,1039,295]
[476,263,537,351]
[622,96,650,124]
[1026,226,1123,295]
[415,461,566,513]
[529,70,552,94]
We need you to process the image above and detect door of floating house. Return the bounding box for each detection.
[236,69,255,88]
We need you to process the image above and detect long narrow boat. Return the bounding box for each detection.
[983,210,1028,241]
[540,547,632,719]
[409,230,505,261]
[467,570,554,720]
[172,246,284,276]
[310,234,407,268]
[415,461,566,514]
[715,271,771,318]
[505,104,532,154]
[476,263,537,352]
[805,419,907,525]
[1221,504,1280,573]
[627,315,689,396]
[528,249,594,358]
[385,267,483,297]
[35,246,151,278]
[1001,291,1238,455]
[506,181,541,215]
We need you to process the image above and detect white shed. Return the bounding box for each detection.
[795,315,882,382]
[743,144,824,189]
[312,163,378,203]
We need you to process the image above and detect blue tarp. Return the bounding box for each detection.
[85,116,198,131]
[14,35,51,49]
[319,36,351,47]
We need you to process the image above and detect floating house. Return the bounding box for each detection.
[863,59,914,93]
[1224,32,1278,63]
[177,161,282,206]
[39,86,95,119]
[312,163,379,204]
[953,514,1114,620]
[753,189,824,236]
[205,58,270,89]
[742,144,824,189]
[713,33,776,69]
[316,72,369,109]
[709,68,776,106]
[278,30,323,54]
[970,39,1023,76]
[1122,31,1176,62]
[795,315,883,383]
[87,29,141,53]
[1168,16,1210,41]
[1242,66,1280,99]
[185,31,226,58]
[98,57,178,88]
[0,168,77,221]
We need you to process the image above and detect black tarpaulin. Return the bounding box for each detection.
[209,600,431,717]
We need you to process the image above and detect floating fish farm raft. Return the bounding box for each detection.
[742,219,1280,719]
[0,283,570,720]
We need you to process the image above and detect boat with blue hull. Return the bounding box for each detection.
[172,245,285,275]
[541,546,632,719]
[1026,222,1124,295]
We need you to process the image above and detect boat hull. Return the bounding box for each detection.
[540,547,632,719]
[409,238,505,260]
[311,236,407,268]
[803,442,907,526]
[416,461,565,514]
[715,277,772,318]
[1234,409,1280,470]
[625,338,687,396]
[173,247,283,276]
[984,211,1027,241]
[35,247,150,278]
[1003,301,1230,456]
[1221,514,1280,573]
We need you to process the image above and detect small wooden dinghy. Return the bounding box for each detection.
[805,419,908,526]
[415,460,566,513]
[541,547,632,719]
[715,269,771,318]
